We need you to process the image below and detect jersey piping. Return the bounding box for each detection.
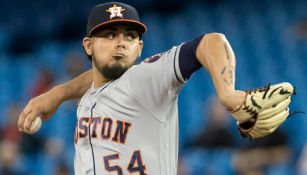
[88,84,110,175]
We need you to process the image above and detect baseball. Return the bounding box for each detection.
[26,117,42,134]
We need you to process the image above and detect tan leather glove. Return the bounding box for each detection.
[231,82,294,139]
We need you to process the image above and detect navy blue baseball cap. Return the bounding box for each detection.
[87,2,147,36]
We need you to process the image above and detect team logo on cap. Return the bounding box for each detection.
[106,4,125,19]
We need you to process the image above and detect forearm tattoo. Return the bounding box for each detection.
[222,43,234,86]
[221,66,226,74]
[229,69,233,84]
[224,43,230,60]
[224,78,231,86]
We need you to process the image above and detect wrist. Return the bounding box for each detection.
[218,90,246,112]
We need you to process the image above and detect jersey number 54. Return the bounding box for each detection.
[103,150,147,175]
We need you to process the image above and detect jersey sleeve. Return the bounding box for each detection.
[127,38,202,121]
[179,35,203,80]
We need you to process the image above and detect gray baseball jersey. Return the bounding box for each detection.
[74,44,186,175]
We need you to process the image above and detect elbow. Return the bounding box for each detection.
[198,32,227,50]
[202,32,226,43]
[196,32,226,60]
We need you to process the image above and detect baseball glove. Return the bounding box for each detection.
[231,82,294,139]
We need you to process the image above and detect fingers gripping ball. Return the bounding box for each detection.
[25,117,42,134]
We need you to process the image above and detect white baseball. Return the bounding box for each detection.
[26,117,42,134]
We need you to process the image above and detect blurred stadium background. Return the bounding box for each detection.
[0,0,307,174]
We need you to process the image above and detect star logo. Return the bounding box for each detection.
[106,4,125,19]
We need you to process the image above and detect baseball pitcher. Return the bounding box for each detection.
[18,2,294,175]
